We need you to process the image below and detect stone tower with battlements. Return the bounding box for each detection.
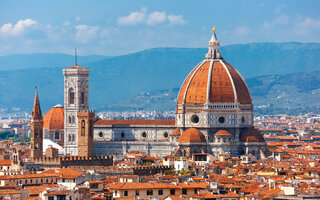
[63,64,89,156]
[77,110,95,157]
[30,89,43,160]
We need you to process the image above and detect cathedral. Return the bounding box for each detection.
[36,28,267,159]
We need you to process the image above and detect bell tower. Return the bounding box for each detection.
[63,61,89,156]
[30,88,43,160]
[77,110,95,157]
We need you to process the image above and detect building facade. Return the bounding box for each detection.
[93,120,176,157]
[40,28,267,159]
[87,29,267,158]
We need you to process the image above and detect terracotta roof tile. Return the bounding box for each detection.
[177,60,251,104]
[25,185,59,196]
[241,128,265,143]
[185,61,210,104]
[215,130,232,136]
[178,128,206,143]
[170,128,180,136]
[0,160,11,166]
[44,190,70,196]
[67,65,86,69]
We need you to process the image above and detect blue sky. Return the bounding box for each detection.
[0,0,320,56]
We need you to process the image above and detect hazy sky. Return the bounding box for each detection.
[1,0,320,56]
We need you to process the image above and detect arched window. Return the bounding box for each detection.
[69,88,74,105]
[68,134,71,143]
[72,134,75,142]
[69,116,72,124]
[72,116,75,124]
[81,91,85,105]
[34,130,38,138]
[81,120,85,136]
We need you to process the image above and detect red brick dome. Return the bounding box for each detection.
[240,128,265,143]
[177,60,251,105]
[178,128,206,143]
[177,29,251,105]
[43,105,64,130]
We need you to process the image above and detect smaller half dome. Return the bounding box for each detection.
[215,130,232,136]
[241,128,265,143]
[178,128,206,143]
[170,128,181,136]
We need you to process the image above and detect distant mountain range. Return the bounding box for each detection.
[107,71,320,115]
[0,42,319,114]
[0,54,109,71]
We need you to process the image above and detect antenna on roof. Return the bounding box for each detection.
[75,48,78,66]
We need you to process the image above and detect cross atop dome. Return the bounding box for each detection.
[205,26,222,60]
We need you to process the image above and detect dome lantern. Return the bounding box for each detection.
[205,26,222,60]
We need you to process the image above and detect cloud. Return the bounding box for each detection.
[117,8,186,26]
[294,17,320,35]
[263,21,272,30]
[75,16,81,22]
[147,11,167,25]
[75,25,99,43]
[168,15,186,25]
[235,26,250,35]
[63,21,71,26]
[274,4,286,14]
[117,10,146,26]
[0,19,37,36]
[273,14,289,25]
[298,17,320,29]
